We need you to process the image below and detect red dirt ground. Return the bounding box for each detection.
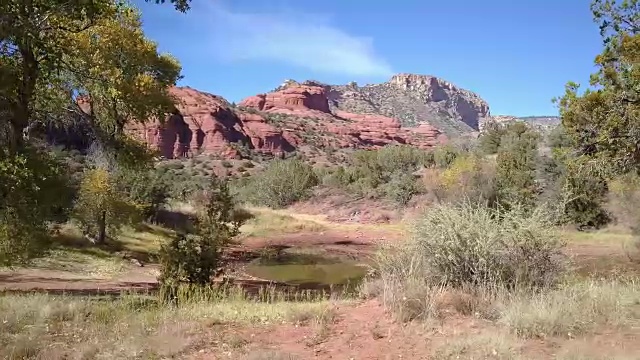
[185,298,640,359]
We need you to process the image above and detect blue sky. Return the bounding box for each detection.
[136,0,603,117]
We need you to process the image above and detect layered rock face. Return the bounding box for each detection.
[238,83,445,151]
[128,83,446,159]
[321,74,491,136]
[127,87,295,159]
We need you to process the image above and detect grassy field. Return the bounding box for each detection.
[0,289,339,359]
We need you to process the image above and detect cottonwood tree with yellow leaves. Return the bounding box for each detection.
[0,0,184,264]
[74,168,141,244]
[72,142,146,245]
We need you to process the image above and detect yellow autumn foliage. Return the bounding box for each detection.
[73,168,143,241]
[439,155,483,190]
[423,154,497,205]
[63,3,181,132]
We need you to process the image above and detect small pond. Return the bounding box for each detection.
[245,252,367,287]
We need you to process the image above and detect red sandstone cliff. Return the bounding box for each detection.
[127,84,446,159]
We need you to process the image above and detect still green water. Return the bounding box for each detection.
[246,253,367,286]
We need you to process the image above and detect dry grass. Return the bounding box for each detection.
[0,223,169,278]
[555,341,640,360]
[432,333,522,360]
[561,227,634,246]
[29,248,127,279]
[370,276,640,337]
[118,223,174,257]
[372,202,567,322]
[498,280,640,338]
[0,290,339,359]
[560,227,640,279]
[242,206,407,236]
[246,350,300,360]
[240,207,327,238]
[49,222,173,259]
[367,202,640,347]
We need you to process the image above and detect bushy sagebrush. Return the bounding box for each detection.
[378,202,566,291]
[241,158,318,208]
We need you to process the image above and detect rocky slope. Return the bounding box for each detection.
[127,85,445,160]
[484,115,561,132]
[272,74,491,136]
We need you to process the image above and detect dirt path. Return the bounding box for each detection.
[0,266,159,295]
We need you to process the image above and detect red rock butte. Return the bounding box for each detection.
[127,84,447,159]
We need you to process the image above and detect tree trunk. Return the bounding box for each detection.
[97,210,107,244]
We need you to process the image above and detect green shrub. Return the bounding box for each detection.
[433,145,460,168]
[243,160,255,168]
[0,147,73,266]
[221,160,233,168]
[546,124,574,149]
[478,120,505,154]
[561,158,610,229]
[495,130,540,211]
[114,167,169,221]
[155,165,209,202]
[164,161,185,170]
[322,166,352,188]
[241,158,318,208]
[159,177,245,302]
[324,145,431,203]
[383,172,420,206]
[370,145,431,173]
[479,121,538,155]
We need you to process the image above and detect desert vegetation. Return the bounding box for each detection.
[2,0,640,359]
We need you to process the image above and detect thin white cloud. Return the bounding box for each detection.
[202,3,393,77]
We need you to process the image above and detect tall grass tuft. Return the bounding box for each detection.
[373,201,567,321]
